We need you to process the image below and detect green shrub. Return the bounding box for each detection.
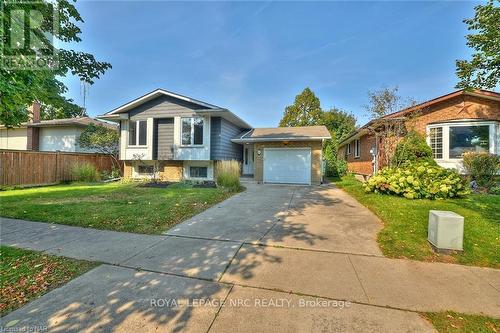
[333,158,348,177]
[462,152,500,192]
[364,162,469,199]
[71,162,100,182]
[392,131,436,166]
[215,160,241,192]
[325,157,348,177]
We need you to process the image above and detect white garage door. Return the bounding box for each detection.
[263,148,311,184]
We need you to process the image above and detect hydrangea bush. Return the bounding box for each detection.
[364,162,470,199]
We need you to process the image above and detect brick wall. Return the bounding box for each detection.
[253,140,323,185]
[339,94,499,176]
[159,161,183,181]
[123,160,183,181]
[123,161,133,179]
[341,135,376,175]
[410,95,500,135]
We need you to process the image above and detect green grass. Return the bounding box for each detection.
[0,246,97,316]
[423,311,499,333]
[331,175,500,268]
[0,182,236,234]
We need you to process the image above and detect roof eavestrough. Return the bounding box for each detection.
[231,126,331,143]
[338,89,500,147]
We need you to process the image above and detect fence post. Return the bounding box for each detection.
[55,151,59,183]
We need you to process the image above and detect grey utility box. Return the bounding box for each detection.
[428,210,464,252]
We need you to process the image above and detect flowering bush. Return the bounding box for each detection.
[364,162,469,199]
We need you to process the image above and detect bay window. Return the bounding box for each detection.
[181,117,204,146]
[449,125,489,158]
[129,120,147,146]
[429,127,443,159]
[427,121,497,160]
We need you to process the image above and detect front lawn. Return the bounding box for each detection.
[332,176,499,268]
[423,311,499,333]
[0,246,97,316]
[0,182,236,234]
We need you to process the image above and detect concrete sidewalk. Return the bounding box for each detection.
[2,217,499,319]
[0,217,240,280]
[1,183,499,332]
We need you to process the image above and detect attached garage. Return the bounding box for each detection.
[231,126,331,185]
[263,148,311,184]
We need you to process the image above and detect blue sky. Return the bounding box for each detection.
[62,1,480,127]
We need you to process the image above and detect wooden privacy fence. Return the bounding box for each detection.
[0,150,121,187]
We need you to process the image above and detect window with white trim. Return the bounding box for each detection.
[190,166,207,178]
[181,117,204,146]
[427,121,497,160]
[449,125,489,158]
[429,127,443,159]
[346,143,351,155]
[354,139,360,158]
[129,120,147,146]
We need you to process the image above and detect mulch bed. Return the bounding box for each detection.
[139,182,172,188]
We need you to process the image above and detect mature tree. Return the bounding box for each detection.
[322,108,356,143]
[279,88,323,127]
[364,87,417,167]
[0,0,111,127]
[77,124,120,171]
[456,0,500,90]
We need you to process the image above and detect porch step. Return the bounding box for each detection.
[240,177,257,184]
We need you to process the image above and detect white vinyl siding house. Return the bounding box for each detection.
[0,117,117,152]
[0,128,28,150]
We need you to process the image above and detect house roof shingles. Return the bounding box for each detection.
[338,89,500,147]
[232,126,331,142]
[1,117,117,130]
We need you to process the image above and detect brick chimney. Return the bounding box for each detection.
[27,101,41,150]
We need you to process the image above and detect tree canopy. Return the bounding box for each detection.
[278,87,356,176]
[279,88,323,127]
[0,0,111,127]
[456,0,500,90]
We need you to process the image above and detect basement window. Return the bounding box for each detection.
[190,166,207,178]
[138,165,154,174]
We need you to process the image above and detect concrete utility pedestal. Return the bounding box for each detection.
[428,210,464,252]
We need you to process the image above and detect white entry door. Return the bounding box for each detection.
[263,148,311,184]
[243,146,254,175]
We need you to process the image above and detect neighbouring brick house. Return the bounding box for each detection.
[338,89,500,177]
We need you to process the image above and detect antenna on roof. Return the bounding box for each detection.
[80,80,89,117]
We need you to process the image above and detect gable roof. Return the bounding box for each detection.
[232,126,331,143]
[0,117,117,130]
[104,88,222,115]
[338,89,500,147]
[98,88,253,128]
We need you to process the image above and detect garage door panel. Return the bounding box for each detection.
[263,148,311,184]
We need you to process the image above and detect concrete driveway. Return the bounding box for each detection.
[2,184,499,332]
[167,183,383,256]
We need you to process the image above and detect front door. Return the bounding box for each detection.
[243,146,254,175]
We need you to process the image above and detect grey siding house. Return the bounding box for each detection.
[99,88,330,184]
[99,89,251,181]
